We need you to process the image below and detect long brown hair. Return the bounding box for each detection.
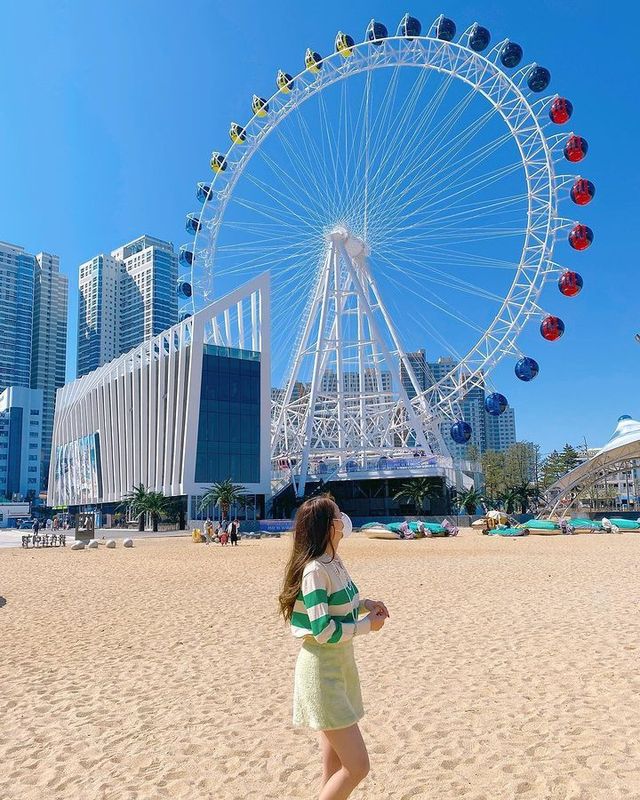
[278,496,337,621]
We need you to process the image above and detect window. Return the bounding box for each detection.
[30,409,40,416]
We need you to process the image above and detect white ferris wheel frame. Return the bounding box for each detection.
[186,31,563,484]
[189,33,559,407]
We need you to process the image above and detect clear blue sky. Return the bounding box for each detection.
[1,0,638,454]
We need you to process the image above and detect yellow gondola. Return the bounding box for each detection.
[229,122,247,144]
[335,31,355,58]
[277,70,294,93]
[209,152,227,174]
[252,95,269,117]
[305,48,323,73]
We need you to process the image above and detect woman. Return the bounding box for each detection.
[279,496,389,799]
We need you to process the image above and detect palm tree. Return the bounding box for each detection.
[140,491,171,533]
[121,484,149,531]
[393,478,442,515]
[199,479,247,521]
[453,487,484,515]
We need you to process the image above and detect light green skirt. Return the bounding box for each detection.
[293,638,364,731]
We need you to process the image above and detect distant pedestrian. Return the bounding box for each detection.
[204,518,213,544]
[230,518,239,546]
[32,518,40,534]
[46,518,53,530]
[53,517,59,531]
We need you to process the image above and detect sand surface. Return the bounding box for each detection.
[1,530,639,800]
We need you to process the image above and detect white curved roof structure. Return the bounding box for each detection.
[544,416,640,514]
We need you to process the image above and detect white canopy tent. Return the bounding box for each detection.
[543,416,640,516]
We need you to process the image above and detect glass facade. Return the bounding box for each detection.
[195,345,261,484]
[0,243,35,392]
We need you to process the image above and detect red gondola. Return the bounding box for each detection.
[549,97,573,124]
[558,271,583,297]
[540,315,565,341]
[568,224,593,251]
[570,178,595,206]
[564,135,588,163]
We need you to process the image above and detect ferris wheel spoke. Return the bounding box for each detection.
[249,149,329,228]
[380,260,489,335]
[364,68,459,212]
[384,156,523,239]
[367,79,482,214]
[371,104,504,227]
[376,249,510,304]
[351,65,435,214]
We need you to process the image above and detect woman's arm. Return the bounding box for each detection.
[300,568,372,643]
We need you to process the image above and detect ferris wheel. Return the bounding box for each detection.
[179,13,594,492]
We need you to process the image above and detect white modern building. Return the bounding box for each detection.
[0,386,43,500]
[77,235,178,377]
[49,275,271,520]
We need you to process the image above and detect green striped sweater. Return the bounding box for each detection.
[291,554,371,644]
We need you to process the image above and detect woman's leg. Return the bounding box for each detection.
[319,731,342,786]
[318,723,369,800]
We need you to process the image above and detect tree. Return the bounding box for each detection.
[453,487,485,515]
[560,443,580,473]
[481,450,505,502]
[504,442,537,486]
[121,484,149,531]
[393,478,442,514]
[199,479,248,520]
[540,450,565,490]
[140,491,171,533]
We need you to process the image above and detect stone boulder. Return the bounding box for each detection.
[123,538,134,548]
[71,541,85,551]
[87,540,99,549]
[106,539,116,549]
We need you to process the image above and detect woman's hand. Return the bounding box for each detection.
[364,599,390,619]
[369,610,386,632]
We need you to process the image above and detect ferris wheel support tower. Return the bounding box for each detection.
[271,226,451,497]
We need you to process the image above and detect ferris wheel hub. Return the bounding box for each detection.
[326,226,369,258]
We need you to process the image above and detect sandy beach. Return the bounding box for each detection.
[1,530,639,800]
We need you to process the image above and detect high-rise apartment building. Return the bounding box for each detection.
[0,242,68,492]
[77,235,178,377]
[417,355,517,459]
[0,241,35,392]
[0,386,42,499]
[31,253,68,486]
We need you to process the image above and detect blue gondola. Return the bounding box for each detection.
[468,23,491,52]
[397,13,421,39]
[526,65,551,93]
[196,182,212,203]
[451,420,472,444]
[178,247,193,268]
[177,281,192,299]
[500,41,523,68]
[185,213,200,235]
[436,16,456,41]
[485,392,508,416]
[514,357,539,382]
[366,19,388,44]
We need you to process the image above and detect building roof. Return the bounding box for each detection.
[547,416,640,499]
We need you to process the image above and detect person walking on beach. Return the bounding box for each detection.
[229,518,239,546]
[279,496,389,799]
[204,518,213,544]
